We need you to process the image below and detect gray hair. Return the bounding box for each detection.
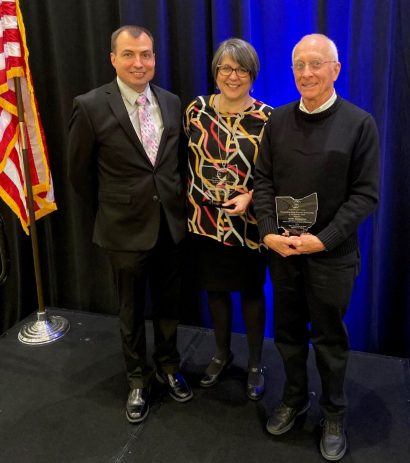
[211,38,260,83]
[111,25,154,53]
[292,33,339,61]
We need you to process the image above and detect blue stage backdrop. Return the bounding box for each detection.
[120,0,410,356]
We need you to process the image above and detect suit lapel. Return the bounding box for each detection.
[151,85,170,165]
[105,80,148,158]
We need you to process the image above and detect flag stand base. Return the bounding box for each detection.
[18,310,70,345]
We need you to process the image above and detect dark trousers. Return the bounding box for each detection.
[269,250,359,417]
[108,215,183,388]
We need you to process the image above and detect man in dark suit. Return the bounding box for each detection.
[67,25,193,424]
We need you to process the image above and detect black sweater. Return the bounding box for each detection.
[254,97,380,256]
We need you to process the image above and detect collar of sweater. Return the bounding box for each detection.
[296,96,342,122]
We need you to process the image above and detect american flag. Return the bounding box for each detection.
[0,0,56,234]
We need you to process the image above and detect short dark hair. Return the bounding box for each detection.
[111,25,154,53]
[211,38,260,83]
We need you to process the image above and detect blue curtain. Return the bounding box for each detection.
[120,0,410,357]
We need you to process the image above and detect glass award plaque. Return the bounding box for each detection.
[201,164,239,207]
[275,192,318,236]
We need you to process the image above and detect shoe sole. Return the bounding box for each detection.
[319,436,347,461]
[155,372,194,403]
[247,390,264,401]
[199,379,218,388]
[169,389,194,403]
[126,404,150,424]
[266,401,311,436]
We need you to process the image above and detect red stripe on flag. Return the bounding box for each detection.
[0,0,57,234]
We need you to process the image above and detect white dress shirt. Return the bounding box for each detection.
[299,90,337,114]
[116,76,164,143]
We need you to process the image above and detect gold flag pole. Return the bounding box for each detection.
[13,76,70,345]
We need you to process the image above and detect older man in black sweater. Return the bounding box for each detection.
[254,34,379,461]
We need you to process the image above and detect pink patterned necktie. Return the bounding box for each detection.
[136,94,159,165]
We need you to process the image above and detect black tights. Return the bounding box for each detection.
[207,289,266,368]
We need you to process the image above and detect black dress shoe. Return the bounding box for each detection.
[247,367,265,401]
[266,400,310,435]
[126,387,150,424]
[320,417,347,461]
[200,352,234,388]
[156,371,194,402]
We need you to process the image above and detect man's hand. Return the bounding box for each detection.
[289,233,325,254]
[263,234,303,257]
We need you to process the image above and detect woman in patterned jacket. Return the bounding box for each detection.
[184,38,273,400]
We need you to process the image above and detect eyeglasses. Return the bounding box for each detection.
[292,60,337,72]
[217,64,250,78]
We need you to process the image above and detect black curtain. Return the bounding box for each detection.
[0,0,121,331]
[1,0,409,358]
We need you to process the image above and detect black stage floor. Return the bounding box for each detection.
[0,309,409,463]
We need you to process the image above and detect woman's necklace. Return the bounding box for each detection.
[214,94,254,169]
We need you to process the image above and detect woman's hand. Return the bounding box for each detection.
[222,190,252,215]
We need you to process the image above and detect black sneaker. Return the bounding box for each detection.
[266,400,310,435]
[320,417,347,461]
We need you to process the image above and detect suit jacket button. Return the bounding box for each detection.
[153,195,159,201]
